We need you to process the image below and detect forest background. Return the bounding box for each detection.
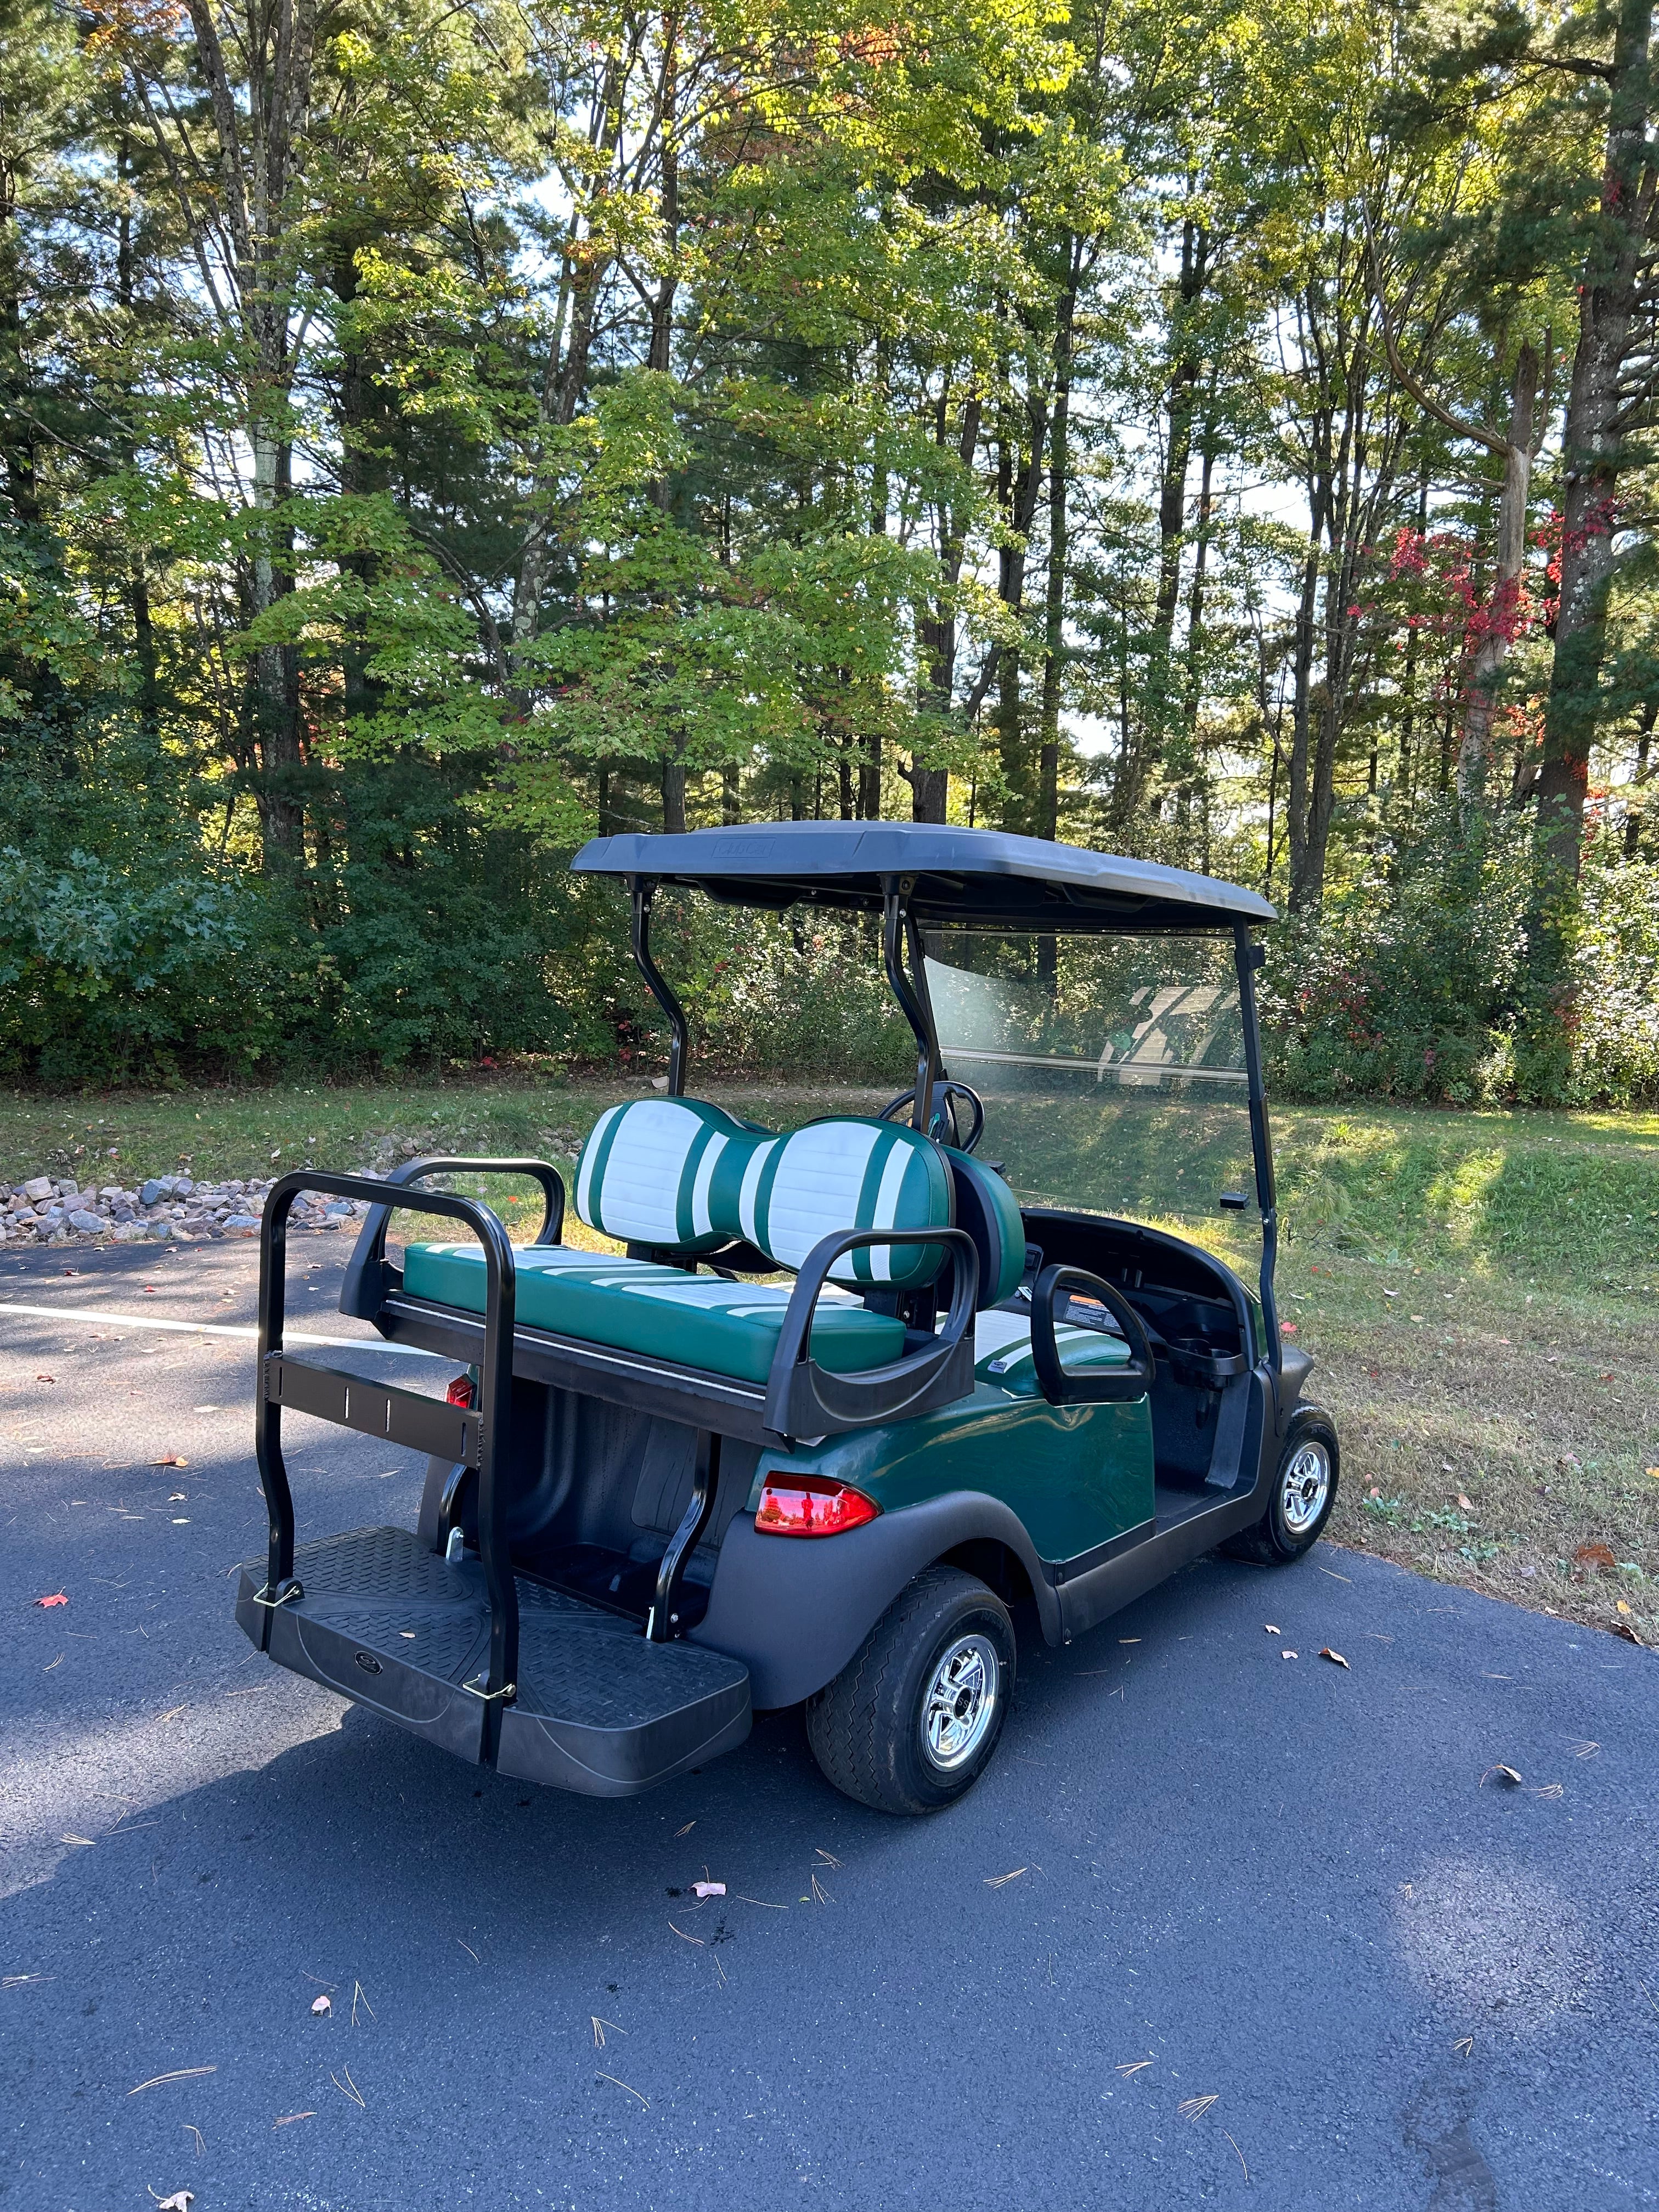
[2,0,1657,1104]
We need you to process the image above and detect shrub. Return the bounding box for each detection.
[1262,808,1658,1108]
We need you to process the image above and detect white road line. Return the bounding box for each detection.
[0,1302,442,1357]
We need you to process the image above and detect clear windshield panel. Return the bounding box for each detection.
[923,929,1261,1239]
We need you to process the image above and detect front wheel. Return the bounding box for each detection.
[806,1567,1015,1815]
[1222,1410,1340,1564]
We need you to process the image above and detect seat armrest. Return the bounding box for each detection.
[341,1155,565,1322]
[764,1228,980,1442]
[1030,1265,1156,1406]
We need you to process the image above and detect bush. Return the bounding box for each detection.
[1263,807,1659,1108]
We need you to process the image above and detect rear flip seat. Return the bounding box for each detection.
[403,1243,905,1383]
[400,1098,959,1385]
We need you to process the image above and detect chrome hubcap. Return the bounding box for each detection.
[921,1633,1000,1773]
[1282,1440,1331,1536]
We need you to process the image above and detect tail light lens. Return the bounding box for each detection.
[447,1374,475,1408]
[754,1474,880,1538]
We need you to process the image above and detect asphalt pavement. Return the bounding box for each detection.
[2,1236,1655,2212]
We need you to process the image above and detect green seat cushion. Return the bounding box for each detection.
[944,1148,1026,1307]
[403,1243,906,1386]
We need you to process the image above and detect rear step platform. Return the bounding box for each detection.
[234,1526,751,1797]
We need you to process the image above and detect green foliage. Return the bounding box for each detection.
[1265,807,1659,1107]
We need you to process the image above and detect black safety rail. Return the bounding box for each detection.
[254,1169,520,1736]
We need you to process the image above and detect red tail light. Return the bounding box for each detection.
[754,1474,880,1538]
[447,1374,475,1408]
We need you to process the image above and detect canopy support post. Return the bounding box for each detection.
[881,880,941,1131]
[630,877,689,1096]
[1234,922,1282,1401]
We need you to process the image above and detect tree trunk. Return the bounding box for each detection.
[661,758,687,834]
[1036,274,1076,844]
[250,415,303,859]
[1120,216,1207,826]
[1538,0,1654,881]
[1284,519,1323,904]
[1458,343,1540,801]
[912,388,980,824]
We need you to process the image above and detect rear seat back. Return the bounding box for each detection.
[575,1098,751,1252]
[575,1099,952,1290]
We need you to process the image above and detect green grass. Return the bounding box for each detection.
[4,1077,1655,1641]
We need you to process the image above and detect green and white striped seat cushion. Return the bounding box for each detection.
[401,1243,905,1384]
[574,1101,952,1290]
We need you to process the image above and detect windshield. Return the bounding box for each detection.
[923,929,1261,1243]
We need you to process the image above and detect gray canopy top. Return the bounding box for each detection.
[572,821,1276,933]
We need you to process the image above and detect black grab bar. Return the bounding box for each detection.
[255,1170,521,1729]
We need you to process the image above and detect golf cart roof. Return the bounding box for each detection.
[572,822,1275,933]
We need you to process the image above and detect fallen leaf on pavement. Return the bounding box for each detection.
[272,2113,314,2129]
[1178,2094,1219,2121]
[153,1454,188,1469]
[691,1881,725,1899]
[150,2192,193,2210]
[311,1995,331,2016]
[35,1374,55,1384]
[984,1868,1028,1888]
[1479,1765,1523,1788]
[1114,2059,1152,2076]
[1280,1649,1298,1660]
[674,1821,696,1837]
[35,1593,67,1609]
[1264,1624,1280,1635]
[1319,1647,1349,1668]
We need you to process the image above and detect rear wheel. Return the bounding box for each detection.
[1223,1410,1340,1564]
[806,1567,1015,1815]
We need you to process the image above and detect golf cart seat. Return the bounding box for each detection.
[402,1099,966,1386]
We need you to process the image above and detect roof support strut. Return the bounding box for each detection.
[882,879,942,1132]
[1233,921,1282,1389]
[630,878,689,1097]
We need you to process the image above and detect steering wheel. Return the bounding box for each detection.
[878,1079,985,1155]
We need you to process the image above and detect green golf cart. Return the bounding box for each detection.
[235,823,1338,1814]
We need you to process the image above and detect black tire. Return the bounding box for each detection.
[1222,1409,1340,1564]
[806,1567,1015,1816]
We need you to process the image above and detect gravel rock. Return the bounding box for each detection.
[22,1176,53,1201]
[67,1210,104,1234]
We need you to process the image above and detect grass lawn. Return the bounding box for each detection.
[4,1077,1656,1644]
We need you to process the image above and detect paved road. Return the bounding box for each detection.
[2,1237,1655,2212]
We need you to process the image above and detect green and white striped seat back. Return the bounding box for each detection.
[574,1100,952,1288]
[739,1117,952,1289]
[575,1098,751,1252]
